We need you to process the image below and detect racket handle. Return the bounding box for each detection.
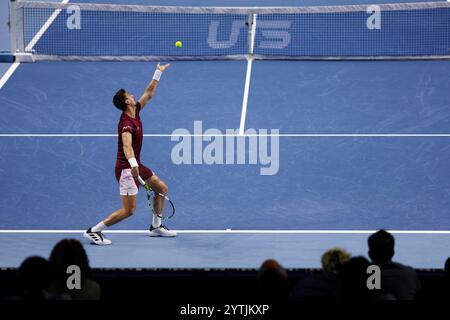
[137,176,146,186]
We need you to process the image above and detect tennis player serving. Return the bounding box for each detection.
[84,63,176,245]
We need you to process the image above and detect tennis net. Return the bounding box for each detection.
[9,0,450,61]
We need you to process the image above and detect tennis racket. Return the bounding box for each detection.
[137,176,175,220]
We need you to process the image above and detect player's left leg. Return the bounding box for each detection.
[84,168,139,245]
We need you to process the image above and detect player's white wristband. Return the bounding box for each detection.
[128,157,138,168]
[153,69,162,81]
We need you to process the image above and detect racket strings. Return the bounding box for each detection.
[142,185,175,219]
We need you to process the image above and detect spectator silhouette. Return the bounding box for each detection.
[443,257,450,299]
[445,257,450,276]
[5,256,52,300]
[289,248,351,301]
[368,229,420,300]
[48,239,100,300]
[340,256,372,300]
[257,259,288,302]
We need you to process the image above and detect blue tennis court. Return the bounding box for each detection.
[1,0,450,270]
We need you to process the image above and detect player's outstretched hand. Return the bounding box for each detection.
[157,63,171,72]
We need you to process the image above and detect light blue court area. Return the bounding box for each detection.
[246,60,450,134]
[2,61,450,231]
[1,136,450,230]
[0,232,449,269]
[1,0,450,269]
[0,61,246,134]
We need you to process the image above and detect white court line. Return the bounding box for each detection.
[0,0,69,90]
[0,230,449,234]
[239,14,257,136]
[0,63,20,90]
[239,59,253,136]
[1,134,450,137]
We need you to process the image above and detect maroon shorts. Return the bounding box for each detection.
[115,164,155,187]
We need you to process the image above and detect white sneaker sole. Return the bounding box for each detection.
[83,232,112,245]
[149,230,177,237]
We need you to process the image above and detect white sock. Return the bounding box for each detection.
[152,214,161,228]
[91,221,106,233]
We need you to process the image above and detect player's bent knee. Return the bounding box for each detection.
[149,176,169,195]
[161,184,169,195]
[123,207,136,217]
[158,179,169,194]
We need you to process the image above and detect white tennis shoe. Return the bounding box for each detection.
[149,225,177,237]
[83,228,112,245]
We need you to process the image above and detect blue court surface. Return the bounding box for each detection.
[1,0,450,270]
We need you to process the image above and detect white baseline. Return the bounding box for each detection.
[0,230,449,234]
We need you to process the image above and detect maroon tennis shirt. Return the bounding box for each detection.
[115,102,143,170]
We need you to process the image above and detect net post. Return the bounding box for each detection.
[16,0,25,53]
[8,0,17,54]
[11,0,33,62]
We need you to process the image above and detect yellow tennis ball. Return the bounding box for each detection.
[175,41,182,48]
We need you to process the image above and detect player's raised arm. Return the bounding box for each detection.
[138,63,171,109]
